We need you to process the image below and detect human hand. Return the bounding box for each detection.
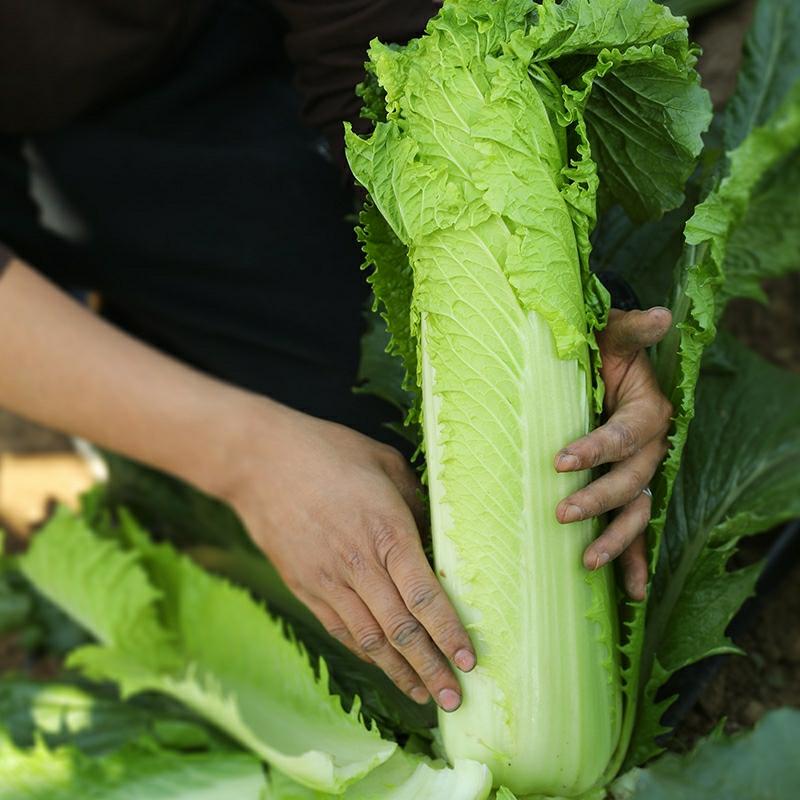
[554,307,674,601]
[228,405,475,711]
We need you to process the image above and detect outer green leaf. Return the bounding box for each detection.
[19,508,176,668]
[614,0,800,766]
[0,678,220,756]
[186,543,436,739]
[96,452,252,551]
[723,0,800,151]
[582,52,710,222]
[355,201,419,429]
[20,511,396,793]
[721,148,800,306]
[525,0,685,58]
[612,709,800,800]
[523,0,710,221]
[682,82,800,320]
[0,735,266,800]
[0,548,32,633]
[629,338,800,764]
[267,750,491,800]
[355,308,412,414]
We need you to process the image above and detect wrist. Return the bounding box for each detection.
[191,388,295,510]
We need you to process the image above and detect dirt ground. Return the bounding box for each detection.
[0,0,797,760]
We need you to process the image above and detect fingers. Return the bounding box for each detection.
[617,533,648,601]
[583,490,651,577]
[327,586,431,706]
[354,569,463,712]
[384,534,476,673]
[556,439,664,523]
[555,400,670,471]
[598,307,673,359]
[300,594,374,665]
[352,516,472,711]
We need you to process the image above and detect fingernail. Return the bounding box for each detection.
[561,503,583,523]
[454,648,476,672]
[594,552,610,570]
[438,688,461,712]
[410,686,430,704]
[557,453,580,471]
[649,306,670,314]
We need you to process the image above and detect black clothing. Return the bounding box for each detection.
[0,1,421,441]
[0,0,438,167]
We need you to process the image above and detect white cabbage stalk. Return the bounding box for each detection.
[420,261,619,795]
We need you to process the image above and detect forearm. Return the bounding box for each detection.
[0,258,283,501]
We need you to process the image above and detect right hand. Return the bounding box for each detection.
[227,403,476,712]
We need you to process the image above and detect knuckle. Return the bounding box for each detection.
[418,652,449,683]
[369,518,408,563]
[611,421,639,458]
[406,581,438,615]
[626,469,645,497]
[433,620,465,649]
[587,443,604,469]
[389,616,424,648]
[357,628,387,654]
[590,487,610,515]
[325,624,351,644]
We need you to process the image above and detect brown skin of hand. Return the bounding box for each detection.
[555,307,674,602]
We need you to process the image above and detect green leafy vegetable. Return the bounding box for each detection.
[630,337,800,762]
[267,750,491,800]
[346,0,708,794]
[612,709,800,800]
[0,735,266,800]
[0,677,223,756]
[621,0,800,763]
[20,509,396,793]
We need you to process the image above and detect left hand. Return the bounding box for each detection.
[554,307,674,601]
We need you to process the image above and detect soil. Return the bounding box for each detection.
[0,0,797,761]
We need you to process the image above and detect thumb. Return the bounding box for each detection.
[600,307,673,358]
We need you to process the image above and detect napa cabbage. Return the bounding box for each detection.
[345,0,709,794]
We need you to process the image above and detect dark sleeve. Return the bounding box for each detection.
[268,0,439,169]
[0,1,214,134]
[596,272,641,311]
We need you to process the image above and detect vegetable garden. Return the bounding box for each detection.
[1,0,799,797]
